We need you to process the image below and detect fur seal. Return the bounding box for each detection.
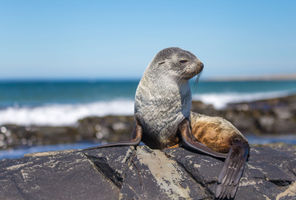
[134,47,204,149]
[84,47,249,199]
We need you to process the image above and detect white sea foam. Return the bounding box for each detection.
[193,91,290,109]
[0,91,292,126]
[0,100,134,126]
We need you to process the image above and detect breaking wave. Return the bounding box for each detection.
[193,90,291,109]
[0,100,134,126]
[0,90,293,125]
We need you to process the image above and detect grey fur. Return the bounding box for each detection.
[135,47,204,148]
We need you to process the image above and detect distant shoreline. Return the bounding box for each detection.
[1,74,296,82]
[204,74,296,81]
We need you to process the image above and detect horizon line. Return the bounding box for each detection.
[1,74,296,82]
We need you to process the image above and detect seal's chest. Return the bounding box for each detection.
[135,78,191,144]
[142,103,185,138]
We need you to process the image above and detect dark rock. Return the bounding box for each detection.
[0,125,80,150]
[191,94,296,135]
[191,100,219,116]
[226,95,296,134]
[77,115,133,142]
[0,150,119,200]
[0,115,134,150]
[0,144,295,200]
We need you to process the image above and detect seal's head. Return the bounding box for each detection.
[150,47,204,80]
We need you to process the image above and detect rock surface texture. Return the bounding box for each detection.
[1,144,295,200]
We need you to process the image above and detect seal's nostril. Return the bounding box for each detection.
[200,62,204,70]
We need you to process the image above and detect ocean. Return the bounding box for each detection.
[0,79,296,159]
[0,80,296,126]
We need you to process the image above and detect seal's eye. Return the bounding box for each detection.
[179,60,188,64]
[158,61,165,65]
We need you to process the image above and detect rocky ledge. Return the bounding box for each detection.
[192,94,296,135]
[0,144,295,200]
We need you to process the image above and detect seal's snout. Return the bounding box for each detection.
[199,62,204,71]
[196,61,204,74]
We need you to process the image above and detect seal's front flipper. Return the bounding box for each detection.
[179,119,227,159]
[215,137,249,199]
[81,119,143,151]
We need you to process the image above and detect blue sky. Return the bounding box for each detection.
[0,0,295,79]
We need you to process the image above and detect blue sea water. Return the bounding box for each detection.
[0,79,296,125]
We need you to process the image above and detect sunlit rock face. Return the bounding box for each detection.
[0,144,295,200]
